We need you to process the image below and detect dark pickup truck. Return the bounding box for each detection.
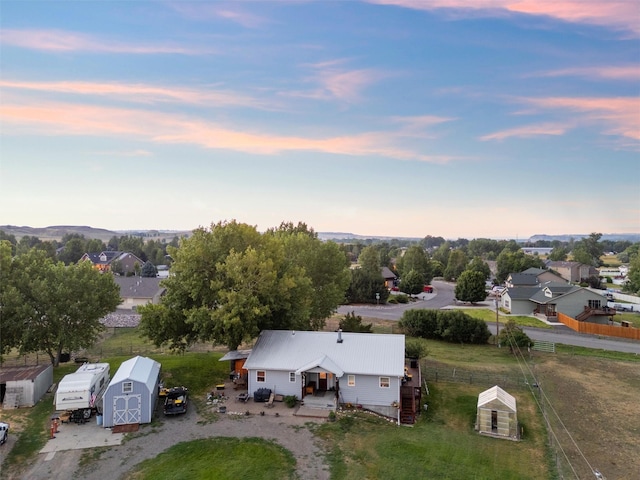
[163,387,188,415]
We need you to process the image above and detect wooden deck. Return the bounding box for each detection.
[400,360,422,425]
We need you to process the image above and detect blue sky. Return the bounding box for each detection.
[1,1,638,239]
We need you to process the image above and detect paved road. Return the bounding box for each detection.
[338,280,640,355]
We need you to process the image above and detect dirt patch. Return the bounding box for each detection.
[535,355,640,480]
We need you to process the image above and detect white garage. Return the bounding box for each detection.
[102,356,161,428]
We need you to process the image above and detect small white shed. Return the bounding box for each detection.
[102,356,161,428]
[476,385,519,439]
[0,364,53,409]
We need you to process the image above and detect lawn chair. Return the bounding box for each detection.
[265,392,275,408]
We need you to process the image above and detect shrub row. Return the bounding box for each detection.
[398,309,491,344]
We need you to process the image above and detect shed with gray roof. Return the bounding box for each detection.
[102,356,161,427]
[476,385,519,439]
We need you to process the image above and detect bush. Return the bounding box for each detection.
[405,338,428,359]
[284,395,297,408]
[398,309,490,344]
[395,294,409,304]
[387,296,398,304]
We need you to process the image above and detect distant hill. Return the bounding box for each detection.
[527,233,640,243]
[1,225,638,244]
[0,225,191,243]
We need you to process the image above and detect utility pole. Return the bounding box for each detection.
[495,298,500,345]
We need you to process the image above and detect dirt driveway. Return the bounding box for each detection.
[10,402,330,480]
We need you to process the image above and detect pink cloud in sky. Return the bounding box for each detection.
[369,0,640,36]
[525,96,640,141]
[0,80,275,109]
[0,101,456,163]
[533,65,640,81]
[169,3,268,28]
[1,29,213,54]
[479,122,569,141]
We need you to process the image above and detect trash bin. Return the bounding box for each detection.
[96,414,103,426]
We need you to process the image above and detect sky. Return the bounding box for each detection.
[1,0,639,240]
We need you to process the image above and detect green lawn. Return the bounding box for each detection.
[129,437,296,480]
[462,308,552,329]
[317,382,549,480]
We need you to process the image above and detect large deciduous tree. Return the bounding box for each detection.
[0,245,121,365]
[139,220,349,351]
[397,245,432,284]
[399,269,425,296]
[454,270,487,303]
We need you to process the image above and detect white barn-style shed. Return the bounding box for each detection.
[102,356,161,428]
[476,385,519,439]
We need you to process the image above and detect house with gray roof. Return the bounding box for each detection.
[545,261,594,283]
[113,276,165,310]
[80,251,144,275]
[500,283,611,321]
[242,330,405,422]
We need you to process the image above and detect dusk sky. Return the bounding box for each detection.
[1,1,638,239]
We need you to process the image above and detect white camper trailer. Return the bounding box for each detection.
[55,363,110,423]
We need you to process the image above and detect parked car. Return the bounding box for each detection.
[423,285,433,293]
[163,386,188,415]
[0,422,9,445]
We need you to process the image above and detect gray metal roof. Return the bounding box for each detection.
[508,273,539,286]
[109,356,161,392]
[243,330,405,378]
[504,286,541,300]
[219,349,252,362]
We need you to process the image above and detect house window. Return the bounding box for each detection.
[347,375,355,387]
[588,299,601,309]
[289,372,296,383]
[122,382,133,393]
[257,371,266,383]
[379,377,390,388]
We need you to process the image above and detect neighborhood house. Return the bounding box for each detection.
[240,330,410,423]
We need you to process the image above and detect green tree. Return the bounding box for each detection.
[431,241,451,266]
[85,238,106,253]
[345,268,388,304]
[358,245,382,275]
[405,338,428,360]
[454,270,487,303]
[141,261,157,277]
[497,320,533,353]
[623,252,640,295]
[0,248,121,365]
[571,232,603,267]
[269,222,351,330]
[495,249,544,283]
[467,256,491,280]
[548,247,568,261]
[443,249,468,281]
[339,311,372,333]
[58,237,86,265]
[138,221,317,351]
[399,269,425,296]
[397,245,432,284]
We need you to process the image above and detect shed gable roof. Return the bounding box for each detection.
[109,356,160,392]
[477,385,516,412]
[243,330,405,377]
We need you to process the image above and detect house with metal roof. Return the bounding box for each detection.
[242,330,405,421]
[476,385,519,439]
[102,356,161,428]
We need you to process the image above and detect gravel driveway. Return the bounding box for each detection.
[16,405,330,480]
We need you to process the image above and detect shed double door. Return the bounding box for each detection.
[113,394,142,425]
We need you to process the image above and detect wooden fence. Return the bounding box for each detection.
[558,313,640,340]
